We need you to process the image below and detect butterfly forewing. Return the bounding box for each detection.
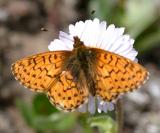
[91,48,149,102]
[11,51,71,92]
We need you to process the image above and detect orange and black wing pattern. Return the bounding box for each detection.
[47,70,89,112]
[12,51,89,111]
[91,48,149,102]
[11,51,70,92]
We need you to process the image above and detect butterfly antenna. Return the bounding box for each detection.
[73,36,84,48]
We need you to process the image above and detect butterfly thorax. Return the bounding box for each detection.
[73,36,85,49]
[65,36,97,96]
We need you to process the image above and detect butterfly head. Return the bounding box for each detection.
[73,36,85,49]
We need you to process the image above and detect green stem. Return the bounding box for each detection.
[116,99,123,133]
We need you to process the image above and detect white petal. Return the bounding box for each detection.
[108,28,125,52]
[78,104,87,113]
[108,28,125,51]
[97,97,103,113]
[134,58,138,62]
[102,102,108,113]
[59,31,73,50]
[119,46,137,61]
[117,27,125,36]
[116,36,133,52]
[80,19,97,46]
[49,18,137,62]
[48,39,70,51]
[88,95,96,114]
[101,24,115,50]
[97,107,102,113]
[107,102,115,111]
[112,35,131,53]
[96,21,107,48]
[69,21,85,37]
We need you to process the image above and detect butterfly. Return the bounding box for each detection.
[11,36,149,112]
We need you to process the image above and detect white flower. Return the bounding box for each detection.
[48,18,137,114]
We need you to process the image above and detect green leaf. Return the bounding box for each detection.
[124,0,159,38]
[88,115,117,133]
[135,30,160,53]
[78,114,93,133]
[16,97,77,132]
[16,99,35,126]
[32,94,58,115]
[32,113,77,132]
[89,0,125,25]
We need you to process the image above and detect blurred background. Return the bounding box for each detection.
[0,0,160,133]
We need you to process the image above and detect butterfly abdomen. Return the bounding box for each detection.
[76,48,97,96]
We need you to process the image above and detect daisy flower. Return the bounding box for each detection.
[48,18,137,114]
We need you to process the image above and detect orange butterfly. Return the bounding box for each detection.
[11,36,149,112]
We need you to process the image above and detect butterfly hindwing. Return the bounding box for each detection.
[91,48,149,102]
[11,51,71,92]
[47,70,89,112]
